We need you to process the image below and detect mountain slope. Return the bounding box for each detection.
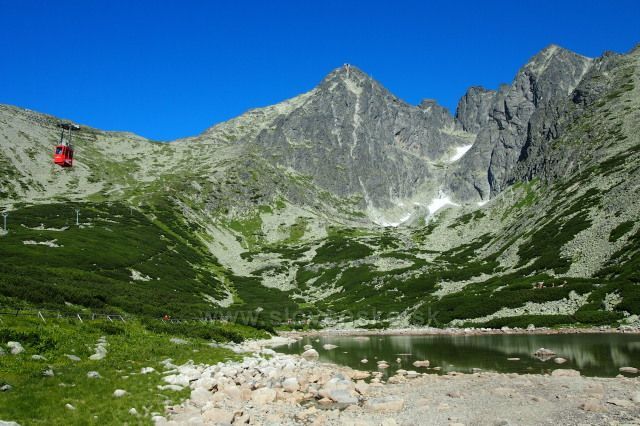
[0,44,639,329]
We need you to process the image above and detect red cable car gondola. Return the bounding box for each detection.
[53,123,79,168]
[53,144,74,167]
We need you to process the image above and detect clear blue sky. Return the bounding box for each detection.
[1,1,638,141]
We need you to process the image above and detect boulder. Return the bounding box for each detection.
[579,398,607,412]
[190,387,211,406]
[251,387,277,405]
[322,344,338,350]
[202,408,234,424]
[140,367,155,374]
[169,338,189,345]
[65,404,75,410]
[113,389,127,398]
[365,397,405,412]
[326,388,358,404]
[87,371,101,379]
[355,380,369,395]
[619,366,638,374]
[533,348,556,361]
[551,369,580,377]
[507,358,520,361]
[282,377,299,393]
[1,385,12,392]
[301,349,319,360]
[360,358,368,364]
[303,344,313,350]
[42,369,54,377]
[6,342,24,355]
[413,360,430,368]
[128,408,138,416]
[65,354,81,362]
[31,355,46,361]
[406,370,419,378]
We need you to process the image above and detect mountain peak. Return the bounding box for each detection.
[524,44,592,77]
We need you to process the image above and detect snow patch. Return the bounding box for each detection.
[427,194,459,215]
[448,144,473,162]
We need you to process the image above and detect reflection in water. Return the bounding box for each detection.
[276,333,640,377]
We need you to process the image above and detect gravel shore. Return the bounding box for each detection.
[156,334,640,426]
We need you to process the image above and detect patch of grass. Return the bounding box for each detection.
[0,317,238,425]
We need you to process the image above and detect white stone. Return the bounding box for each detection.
[113,389,127,397]
[322,344,338,350]
[157,384,183,392]
[301,349,319,360]
[7,342,24,355]
[202,408,234,424]
[551,369,580,377]
[140,367,155,374]
[87,371,101,379]
[282,377,299,393]
[65,403,75,410]
[65,354,81,362]
[413,360,430,368]
[365,397,405,412]
[128,408,138,416]
[553,357,567,364]
[251,387,277,405]
[619,366,638,374]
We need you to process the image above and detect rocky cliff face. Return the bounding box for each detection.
[447,45,593,201]
[245,66,473,212]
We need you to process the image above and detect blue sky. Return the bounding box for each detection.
[1,1,638,141]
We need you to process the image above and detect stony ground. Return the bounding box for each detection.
[156,337,640,426]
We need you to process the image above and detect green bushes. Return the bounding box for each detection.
[468,315,574,328]
[142,320,269,343]
[609,221,635,242]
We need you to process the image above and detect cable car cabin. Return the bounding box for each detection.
[53,145,74,167]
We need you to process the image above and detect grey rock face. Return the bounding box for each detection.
[447,45,593,201]
[250,65,470,208]
[456,86,496,133]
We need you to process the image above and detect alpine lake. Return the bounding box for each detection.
[275,333,640,378]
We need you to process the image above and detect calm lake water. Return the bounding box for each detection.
[275,333,640,377]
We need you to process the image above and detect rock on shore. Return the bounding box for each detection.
[154,337,640,426]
